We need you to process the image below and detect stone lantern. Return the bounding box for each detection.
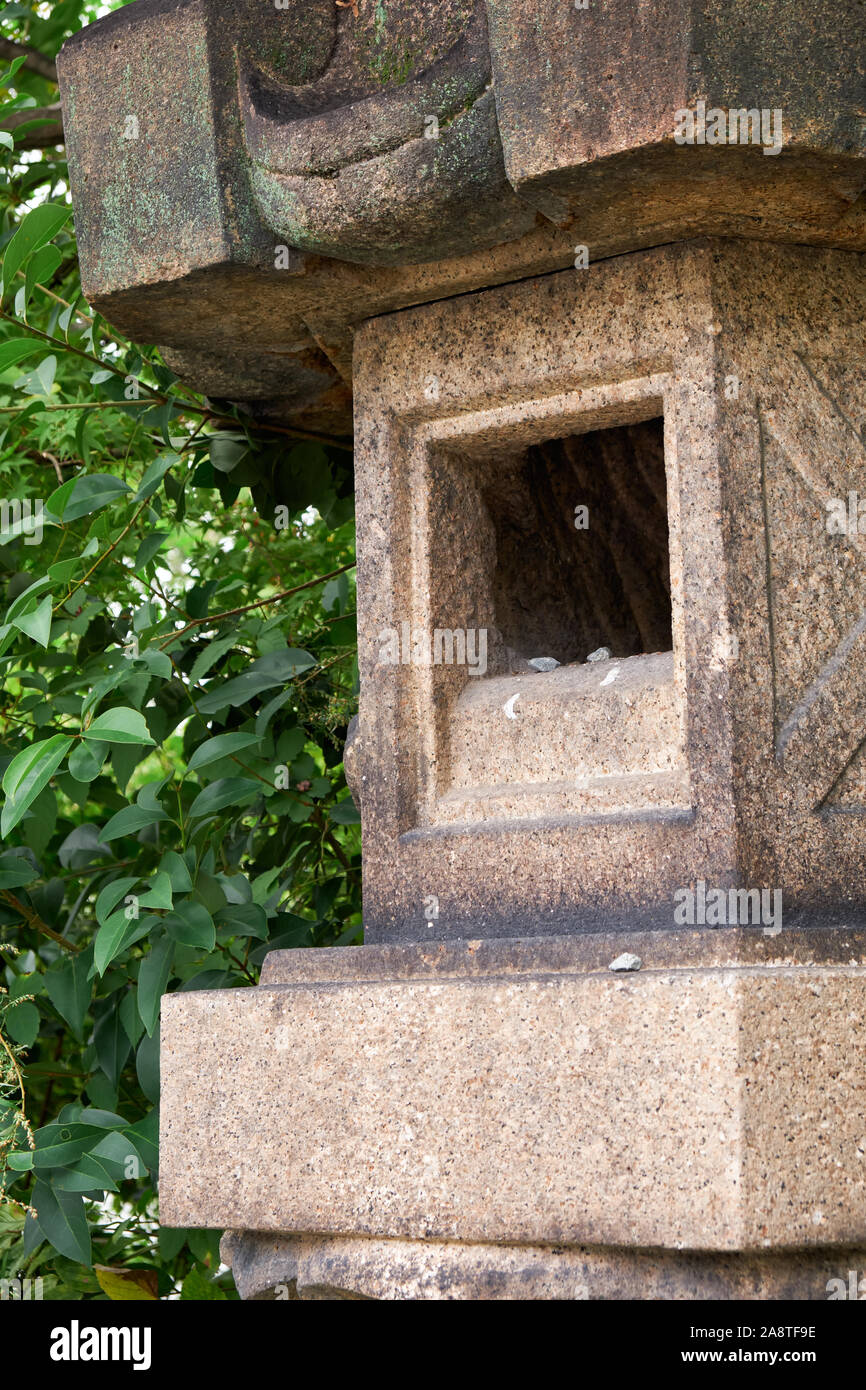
[58,0,866,1298]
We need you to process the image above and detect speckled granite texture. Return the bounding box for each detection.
[160,930,866,1272]
[57,2,865,429]
[351,239,866,941]
[220,1230,866,1301]
[62,0,866,1305]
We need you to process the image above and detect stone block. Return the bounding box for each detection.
[159,929,866,1262]
[220,1230,866,1301]
[57,1,865,428]
[350,237,866,940]
[485,0,866,246]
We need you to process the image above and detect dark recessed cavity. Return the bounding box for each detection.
[481,417,672,666]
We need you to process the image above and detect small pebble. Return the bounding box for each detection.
[587,646,611,663]
[527,656,560,672]
[609,952,642,973]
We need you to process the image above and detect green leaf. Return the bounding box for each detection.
[329,797,361,824]
[134,451,180,501]
[209,435,248,474]
[189,632,236,684]
[0,850,38,889]
[138,871,173,911]
[282,796,314,825]
[81,666,131,719]
[188,777,259,821]
[194,868,227,914]
[187,732,260,773]
[10,593,53,648]
[17,353,56,397]
[89,1128,144,1174]
[32,1180,92,1267]
[197,649,315,713]
[137,778,170,810]
[30,1123,117,1168]
[44,475,76,520]
[214,902,268,940]
[160,851,193,892]
[136,1030,160,1105]
[120,990,146,1048]
[24,244,62,306]
[51,1154,120,1195]
[133,532,167,571]
[254,690,295,738]
[0,55,28,83]
[44,948,94,1039]
[83,707,155,745]
[0,338,47,373]
[60,473,131,522]
[98,803,170,843]
[124,1107,159,1171]
[322,571,348,613]
[251,864,284,905]
[217,872,252,905]
[5,1000,39,1046]
[1,204,69,305]
[20,785,56,851]
[111,742,148,792]
[58,823,111,870]
[158,1226,188,1261]
[95,876,140,926]
[164,901,215,951]
[4,574,52,622]
[82,1074,118,1113]
[94,1005,132,1089]
[131,647,172,680]
[137,935,174,1036]
[77,1108,130,1129]
[1,734,71,836]
[94,911,156,977]
[9,970,41,1001]
[181,1267,227,1300]
[68,739,108,782]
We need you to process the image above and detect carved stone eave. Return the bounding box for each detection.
[57,0,865,429]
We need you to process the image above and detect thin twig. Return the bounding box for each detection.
[158,561,356,648]
[10,269,94,325]
[0,891,78,953]
[56,499,149,610]
[0,309,152,388]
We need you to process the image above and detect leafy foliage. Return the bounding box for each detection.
[0,2,359,1300]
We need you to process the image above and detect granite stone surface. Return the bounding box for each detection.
[221,1229,866,1301]
[351,238,866,941]
[160,930,866,1253]
[57,1,865,429]
[59,0,866,1302]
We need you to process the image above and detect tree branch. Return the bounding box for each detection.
[0,39,58,84]
[0,103,64,150]
[158,561,356,648]
[0,891,78,953]
[57,500,149,611]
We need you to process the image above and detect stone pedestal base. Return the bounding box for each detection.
[159,929,866,1300]
[221,1231,866,1302]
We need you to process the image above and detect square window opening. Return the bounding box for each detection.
[479,416,672,670]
